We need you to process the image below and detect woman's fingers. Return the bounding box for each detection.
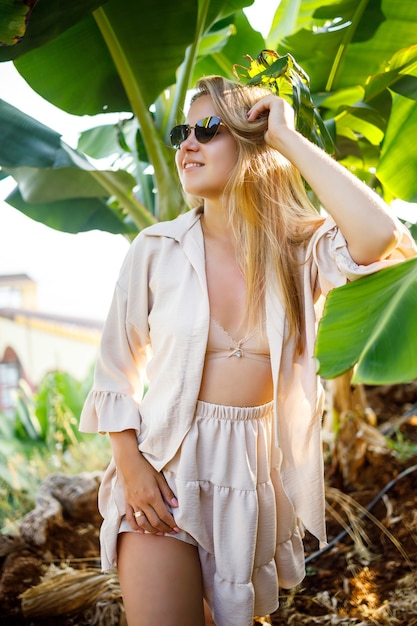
[157,472,179,509]
[129,504,179,535]
[247,94,296,145]
[126,471,180,534]
[139,504,180,534]
[247,94,274,120]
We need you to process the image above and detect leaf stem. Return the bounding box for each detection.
[165,0,211,133]
[325,0,369,92]
[93,7,183,220]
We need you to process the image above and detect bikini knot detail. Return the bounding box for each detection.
[206,317,270,363]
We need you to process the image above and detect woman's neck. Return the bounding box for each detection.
[201,202,234,243]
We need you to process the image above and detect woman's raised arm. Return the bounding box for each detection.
[247,95,402,266]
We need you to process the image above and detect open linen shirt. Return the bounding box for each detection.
[80,207,416,569]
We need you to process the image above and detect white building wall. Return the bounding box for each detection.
[0,317,100,385]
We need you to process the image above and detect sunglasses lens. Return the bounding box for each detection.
[170,125,190,149]
[194,116,222,143]
[170,116,223,148]
[169,115,222,148]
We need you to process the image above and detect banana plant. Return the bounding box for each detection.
[0,0,417,383]
[316,257,417,384]
[1,0,417,233]
[0,0,264,233]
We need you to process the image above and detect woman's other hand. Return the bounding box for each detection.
[109,429,180,535]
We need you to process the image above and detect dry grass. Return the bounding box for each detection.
[20,564,125,625]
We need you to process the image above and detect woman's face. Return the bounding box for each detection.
[174,95,238,203]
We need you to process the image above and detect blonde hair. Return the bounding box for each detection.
[187,76,325,353]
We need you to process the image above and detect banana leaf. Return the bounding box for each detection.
[0,98,153,232]
[315,257,417,384]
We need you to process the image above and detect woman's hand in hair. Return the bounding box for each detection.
[247,93,401,265]
[247,94,297,154]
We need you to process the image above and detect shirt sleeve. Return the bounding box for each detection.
[79,242,150,434]
[311,215,417,296]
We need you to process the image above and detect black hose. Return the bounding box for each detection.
[305,462,417,564]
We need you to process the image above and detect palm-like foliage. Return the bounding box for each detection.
[0,0,265,230]
[0,0,416,382]
[1,0,417,230]
[0,371,111,529]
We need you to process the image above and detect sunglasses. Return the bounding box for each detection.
[169,116,225,149]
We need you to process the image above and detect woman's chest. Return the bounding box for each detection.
[204,238,247,335]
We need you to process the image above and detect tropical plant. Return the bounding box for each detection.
[0,0,416,382]
[0,0,266,232]
[0,369,110,530]
[1,0,417,229]
[316,256,417,384]
[0,370,92,452]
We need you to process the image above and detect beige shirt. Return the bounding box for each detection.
[80,207,416,551]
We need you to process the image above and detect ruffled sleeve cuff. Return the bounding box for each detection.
[79,390,141,434]
[313,216,417,295]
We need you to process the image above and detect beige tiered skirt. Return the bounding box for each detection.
[161,400,305,626]
[107,400,305,625]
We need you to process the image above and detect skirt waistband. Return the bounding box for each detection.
[195,399,274,421]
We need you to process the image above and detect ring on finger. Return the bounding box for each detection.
[134,510,144,519]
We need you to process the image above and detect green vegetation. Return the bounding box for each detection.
[387,428,417,462]
[0,0,416,383]
[0,370,110,532]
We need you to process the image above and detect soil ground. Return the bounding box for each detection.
[0,383,416,625]
[271,382,417,626]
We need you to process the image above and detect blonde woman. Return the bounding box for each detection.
[80,76,415,626]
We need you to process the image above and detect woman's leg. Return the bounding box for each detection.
[117,532,206,626]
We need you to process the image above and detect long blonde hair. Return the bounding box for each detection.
[187,76,325,353]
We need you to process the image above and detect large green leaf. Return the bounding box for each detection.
[315,257,417,384]
[5,186,135,234]
[192,11,265,82]
[313,43,417,199]
[377,96,417,202]
[0,0,36,46]
[276,0,417,93]
[0,98,68,168]
[4,0,255,116]
[77,120,136,160]
[364,45,417,103]
[204,0,255,29]
[0,99,154,231]
[6,163,135,203]
[10,1,198,115]
[267,0,336,44]
[14,14,130,115]
[0,0,106,55]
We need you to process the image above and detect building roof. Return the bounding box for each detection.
[0,273,35,285]
[0,307,103,330]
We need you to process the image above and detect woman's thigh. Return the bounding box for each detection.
[117,532,206,626]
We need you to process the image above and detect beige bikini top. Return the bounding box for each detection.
[205,317,270,363]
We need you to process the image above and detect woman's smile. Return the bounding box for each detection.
[175,95,238,201]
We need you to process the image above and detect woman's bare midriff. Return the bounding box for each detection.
[198,357,274,407]
[200,218,273,406]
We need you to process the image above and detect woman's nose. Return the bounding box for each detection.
[180,127,199,150]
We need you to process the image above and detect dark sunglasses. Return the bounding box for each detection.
[169,116,225,149]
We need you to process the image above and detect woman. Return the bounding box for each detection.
[80,76,415,626]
